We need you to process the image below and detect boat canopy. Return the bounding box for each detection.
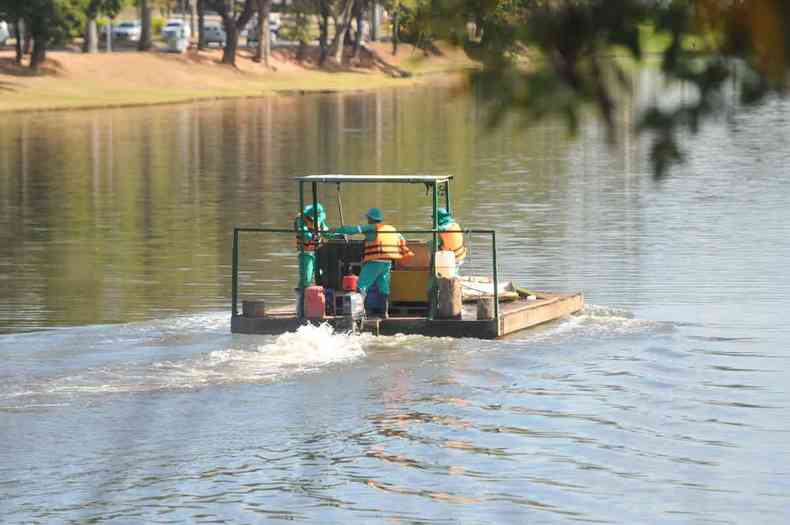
[295,175,453,184]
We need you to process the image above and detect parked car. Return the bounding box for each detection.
[246,16,280,47]
[202,22,226,47]
[162,19,191,53]
[113,20,141,41]
[161,19,191,41]
[0,21,9,47]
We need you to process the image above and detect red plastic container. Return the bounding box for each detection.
[342,274,359,292]
[304,286,326,320]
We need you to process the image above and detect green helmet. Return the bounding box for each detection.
[366,207,384,223]
[302,203,325,223]
[437,207,453,227]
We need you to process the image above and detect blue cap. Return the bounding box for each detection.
[366,207,384,223]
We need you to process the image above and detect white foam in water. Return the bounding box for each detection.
[201,322,367,381]
[1,323,367,408]
[150,322,366,387]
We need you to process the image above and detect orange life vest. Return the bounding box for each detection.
[363,224,413,262]
[295,215,322,252]
[439,222,466,262]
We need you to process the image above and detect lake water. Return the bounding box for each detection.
[1,83,789,523]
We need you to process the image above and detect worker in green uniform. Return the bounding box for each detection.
[295,203,332,289]
[435,207,466,269]
[329,208,413,318]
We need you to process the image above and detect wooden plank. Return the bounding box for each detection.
[498,293,584,336]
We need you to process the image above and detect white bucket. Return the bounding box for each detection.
[435,250,456,278]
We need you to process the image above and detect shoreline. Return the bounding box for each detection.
[0,43,477,114]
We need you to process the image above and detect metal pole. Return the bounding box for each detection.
[311,182,319,233]
[298,181,304,257]
[232,228,239,316]
[336,183,344,226]
[445,180,451,215]
[430,182,438,320]
[492,231,499,329]
[298,182,304,318]
[311,182,319,286]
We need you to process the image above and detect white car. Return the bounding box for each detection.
[0,21,9,47]
[246,16,280,47]
[162,19,191,41]
[113,21,141,41]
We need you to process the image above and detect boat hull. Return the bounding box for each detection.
[231,292,584,339]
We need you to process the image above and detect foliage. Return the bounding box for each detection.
[425,0,790,178]
[152,15,166,35]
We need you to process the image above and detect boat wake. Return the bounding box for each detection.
[1,322,366,410]
[502,304,675,345]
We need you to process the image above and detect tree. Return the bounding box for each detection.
[197,0,205,49]
[204,0,256,66]
[138,0,153,50]
[84,0,127,53]
[253,0,272,66]
[0,0,24,63]
[428,0,790,177]
[1,0,85,70]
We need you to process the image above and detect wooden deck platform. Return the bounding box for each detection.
[231,291,584,339]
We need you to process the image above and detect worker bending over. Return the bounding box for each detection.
[330,207,413,318]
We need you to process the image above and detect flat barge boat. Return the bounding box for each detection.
[230,175,583,339]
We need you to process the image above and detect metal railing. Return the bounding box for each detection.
[232,227,500,322]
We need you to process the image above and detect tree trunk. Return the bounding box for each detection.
[331,0,355,63]
[319,1,329,66]
[23,22,32,55]
[106,18,113,53]
[352,7,364,60]
[14,19,23,64]
[190,0,197,43]
[222,16,239,65]
[30,21,48,71]
[370,0,378,42]
[217,0,255,66]
[139,0,153,51]
[197,0,205,49]
[84,18,98,53]
[392,3,399,55]
[254,0,271,65]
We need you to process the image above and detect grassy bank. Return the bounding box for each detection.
[0,43,477,113]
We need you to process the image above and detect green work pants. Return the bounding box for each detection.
[357,260,392,295]
[298,252,316,289]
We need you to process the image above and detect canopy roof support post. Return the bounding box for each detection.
[232,228,239,316]
[492,231,500,331]
[430,182,438,320]
[298,182,305,319]
[445,180,451,215]
[311,182,319,288]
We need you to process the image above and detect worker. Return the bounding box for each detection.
[295,203,332,289]
[436,207,466,268]
[329,208,413,318]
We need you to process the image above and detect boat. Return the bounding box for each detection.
[230,175,583,339]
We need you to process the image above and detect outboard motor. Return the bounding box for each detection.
[338,292,365,333]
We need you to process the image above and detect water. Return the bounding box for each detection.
[1,85,789,523]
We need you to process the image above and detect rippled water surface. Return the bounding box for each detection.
[1,85,789,524]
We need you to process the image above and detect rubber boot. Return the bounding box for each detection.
[295,288,304,318]
[359,291,368,320]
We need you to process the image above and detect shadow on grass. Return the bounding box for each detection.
[268,44,413,78]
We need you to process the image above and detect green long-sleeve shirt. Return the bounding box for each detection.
[334,223,378,241]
